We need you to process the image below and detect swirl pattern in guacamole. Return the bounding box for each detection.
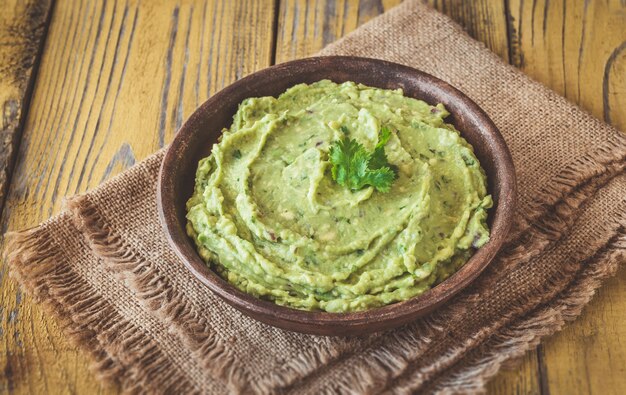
[186,80,492,312]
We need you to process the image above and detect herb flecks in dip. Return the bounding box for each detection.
[186,80,492,312]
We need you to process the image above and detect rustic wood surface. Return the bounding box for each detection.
[0,0,624,393]
[0,0,53,221]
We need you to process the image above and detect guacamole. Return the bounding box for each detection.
[186,80,492,312]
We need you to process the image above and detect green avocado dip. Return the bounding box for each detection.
[186,80,492,313]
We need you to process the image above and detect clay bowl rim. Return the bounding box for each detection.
[157,56,517,336]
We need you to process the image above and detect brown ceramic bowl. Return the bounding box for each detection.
[157,56,516,336]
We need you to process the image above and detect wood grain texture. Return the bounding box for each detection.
[275,0,402,63]
[0,0,276,393]
[275,0,510,62]
[507,1,626,394]
[427,0,510,62]
[487,351,542,395]
[0,0,53,218]
[543,270,626,395]
[507,0,626,131]
[540,274,626,395]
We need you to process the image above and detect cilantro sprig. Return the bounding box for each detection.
[329,126,398,193]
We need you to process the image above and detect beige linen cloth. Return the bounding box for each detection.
[5,1,626,394]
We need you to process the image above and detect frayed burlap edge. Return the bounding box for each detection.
[523,134,626,227]
[66,194,251,394]
[3,215,198,395]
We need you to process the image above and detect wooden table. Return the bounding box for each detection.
[1,1,624,393]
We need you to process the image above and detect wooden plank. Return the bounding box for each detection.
[275,0,402,64]
[275,0,510,63]
[506,1,626,394]
[428,0,510,62]
[487,351,542,395]
[276,1,540,394]
[507,0,626,131]
[540,275,626,395]
[0,0,276,393]
[0,0,53,216]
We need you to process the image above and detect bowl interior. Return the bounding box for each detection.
[158,56,516,336]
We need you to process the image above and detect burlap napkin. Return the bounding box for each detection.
[5,1,625,393]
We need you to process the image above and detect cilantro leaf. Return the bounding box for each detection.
[368,126,391,169]
[361,167,396,193]
[368,126,399,176]
[329,127,398,193]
